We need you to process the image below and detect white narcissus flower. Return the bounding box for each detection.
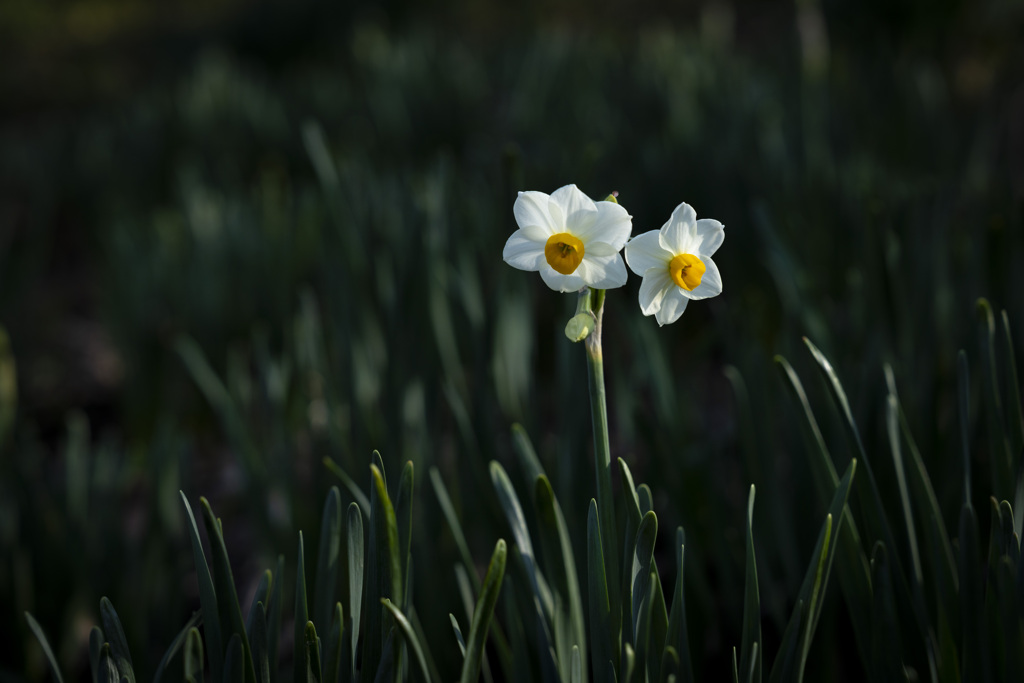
[502,184,631,292]
[624,202,724,326]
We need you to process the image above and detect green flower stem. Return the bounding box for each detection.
[584,287,622,650]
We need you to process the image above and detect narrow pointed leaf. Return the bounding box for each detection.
[347,501,364,667]
[769,459,856,683]
[511,423,546,490]
[460,539,507,683]
[362,464,401,683]
[630,511,658,643]
[295,531,311,683]
[534,474,587,683]
[645,569,669,683]
[738,487,761,683]
[451,614,467,657]
[959,503,990,683]
[245,571,271,644]
[184,628,204,683]
[305,622,322,683]
[1001,310,1024,462]
[314,487,343,634]
[868,543,904,680]
[665,527,694,683]
[89,626,103,683]
[96,644,120,683]
[978,299,1014,501]
[430,467,479,592]
[381,599,436,683]
[266,555,284,677]
[323,603,344,683]
[25,612,65,683]
[199,498,256,683]
[490,460,552,617]
[323,457,371,516]
[588,500,615,683]
[250,602,270,683]
[223,634,244,683]
[396,461,414,611]
[153,610,203,683]
[180,493,223,681]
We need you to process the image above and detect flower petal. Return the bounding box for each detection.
[655,286,689,326]
[575,200,631,250]
[578,253,628,289]
[638,267,672,316]
[625,230,670,275]
[514,191,558,235]
[550,184,599,230]
[695,218,725,256]
[683,256,722,300]
[659,202,699,255]
[502,229,546,271]
[539,265,585,292]
[586,241,621,257]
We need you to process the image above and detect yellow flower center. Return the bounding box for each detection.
[544,232,585,275]
[669,253,705,291]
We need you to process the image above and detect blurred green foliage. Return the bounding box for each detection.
[1,0,1023,680]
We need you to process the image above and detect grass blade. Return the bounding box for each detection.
[868,543,904,679]
[738,486,761,683]
[89,626,103,683]
[175,336,263,478]
[314,487,343,634]
[451,614,467,657]
[361,464,402,683]
[200,498,256,683]
[305,622,322,683]
[266,555,285,677]
[666,527,694,683]
[184,628,204,683]
[323,603,344,683]
[347,501,365,677]
[629,510,658,683]
[381,599,438,683]
[295,531,310,683]
[645,568,668,683]
[511,423,546,489]
[250,603,270,683]
[430,467,479,592]
[769,459,856,682]
[490,460,552,618]
[618,458,643,648]
[886,395,924,589]
[153,610,203,683]
[587,500,615,683]
[460,539,508,683]
[24,612,65,683]
[324,457,372,516]
[977,299,1015,501]
[180,492,224,681]
[245,571,271,644]
[396,461,415,610]
[99,599,134,683]
[428,466,475,589]
[96,643,119,683]
[958,503,990,683]
[534,474,587,683]
[223,633,244,683]
[1001,311,1024,466]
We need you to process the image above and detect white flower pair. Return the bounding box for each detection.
[502,184,724,326]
